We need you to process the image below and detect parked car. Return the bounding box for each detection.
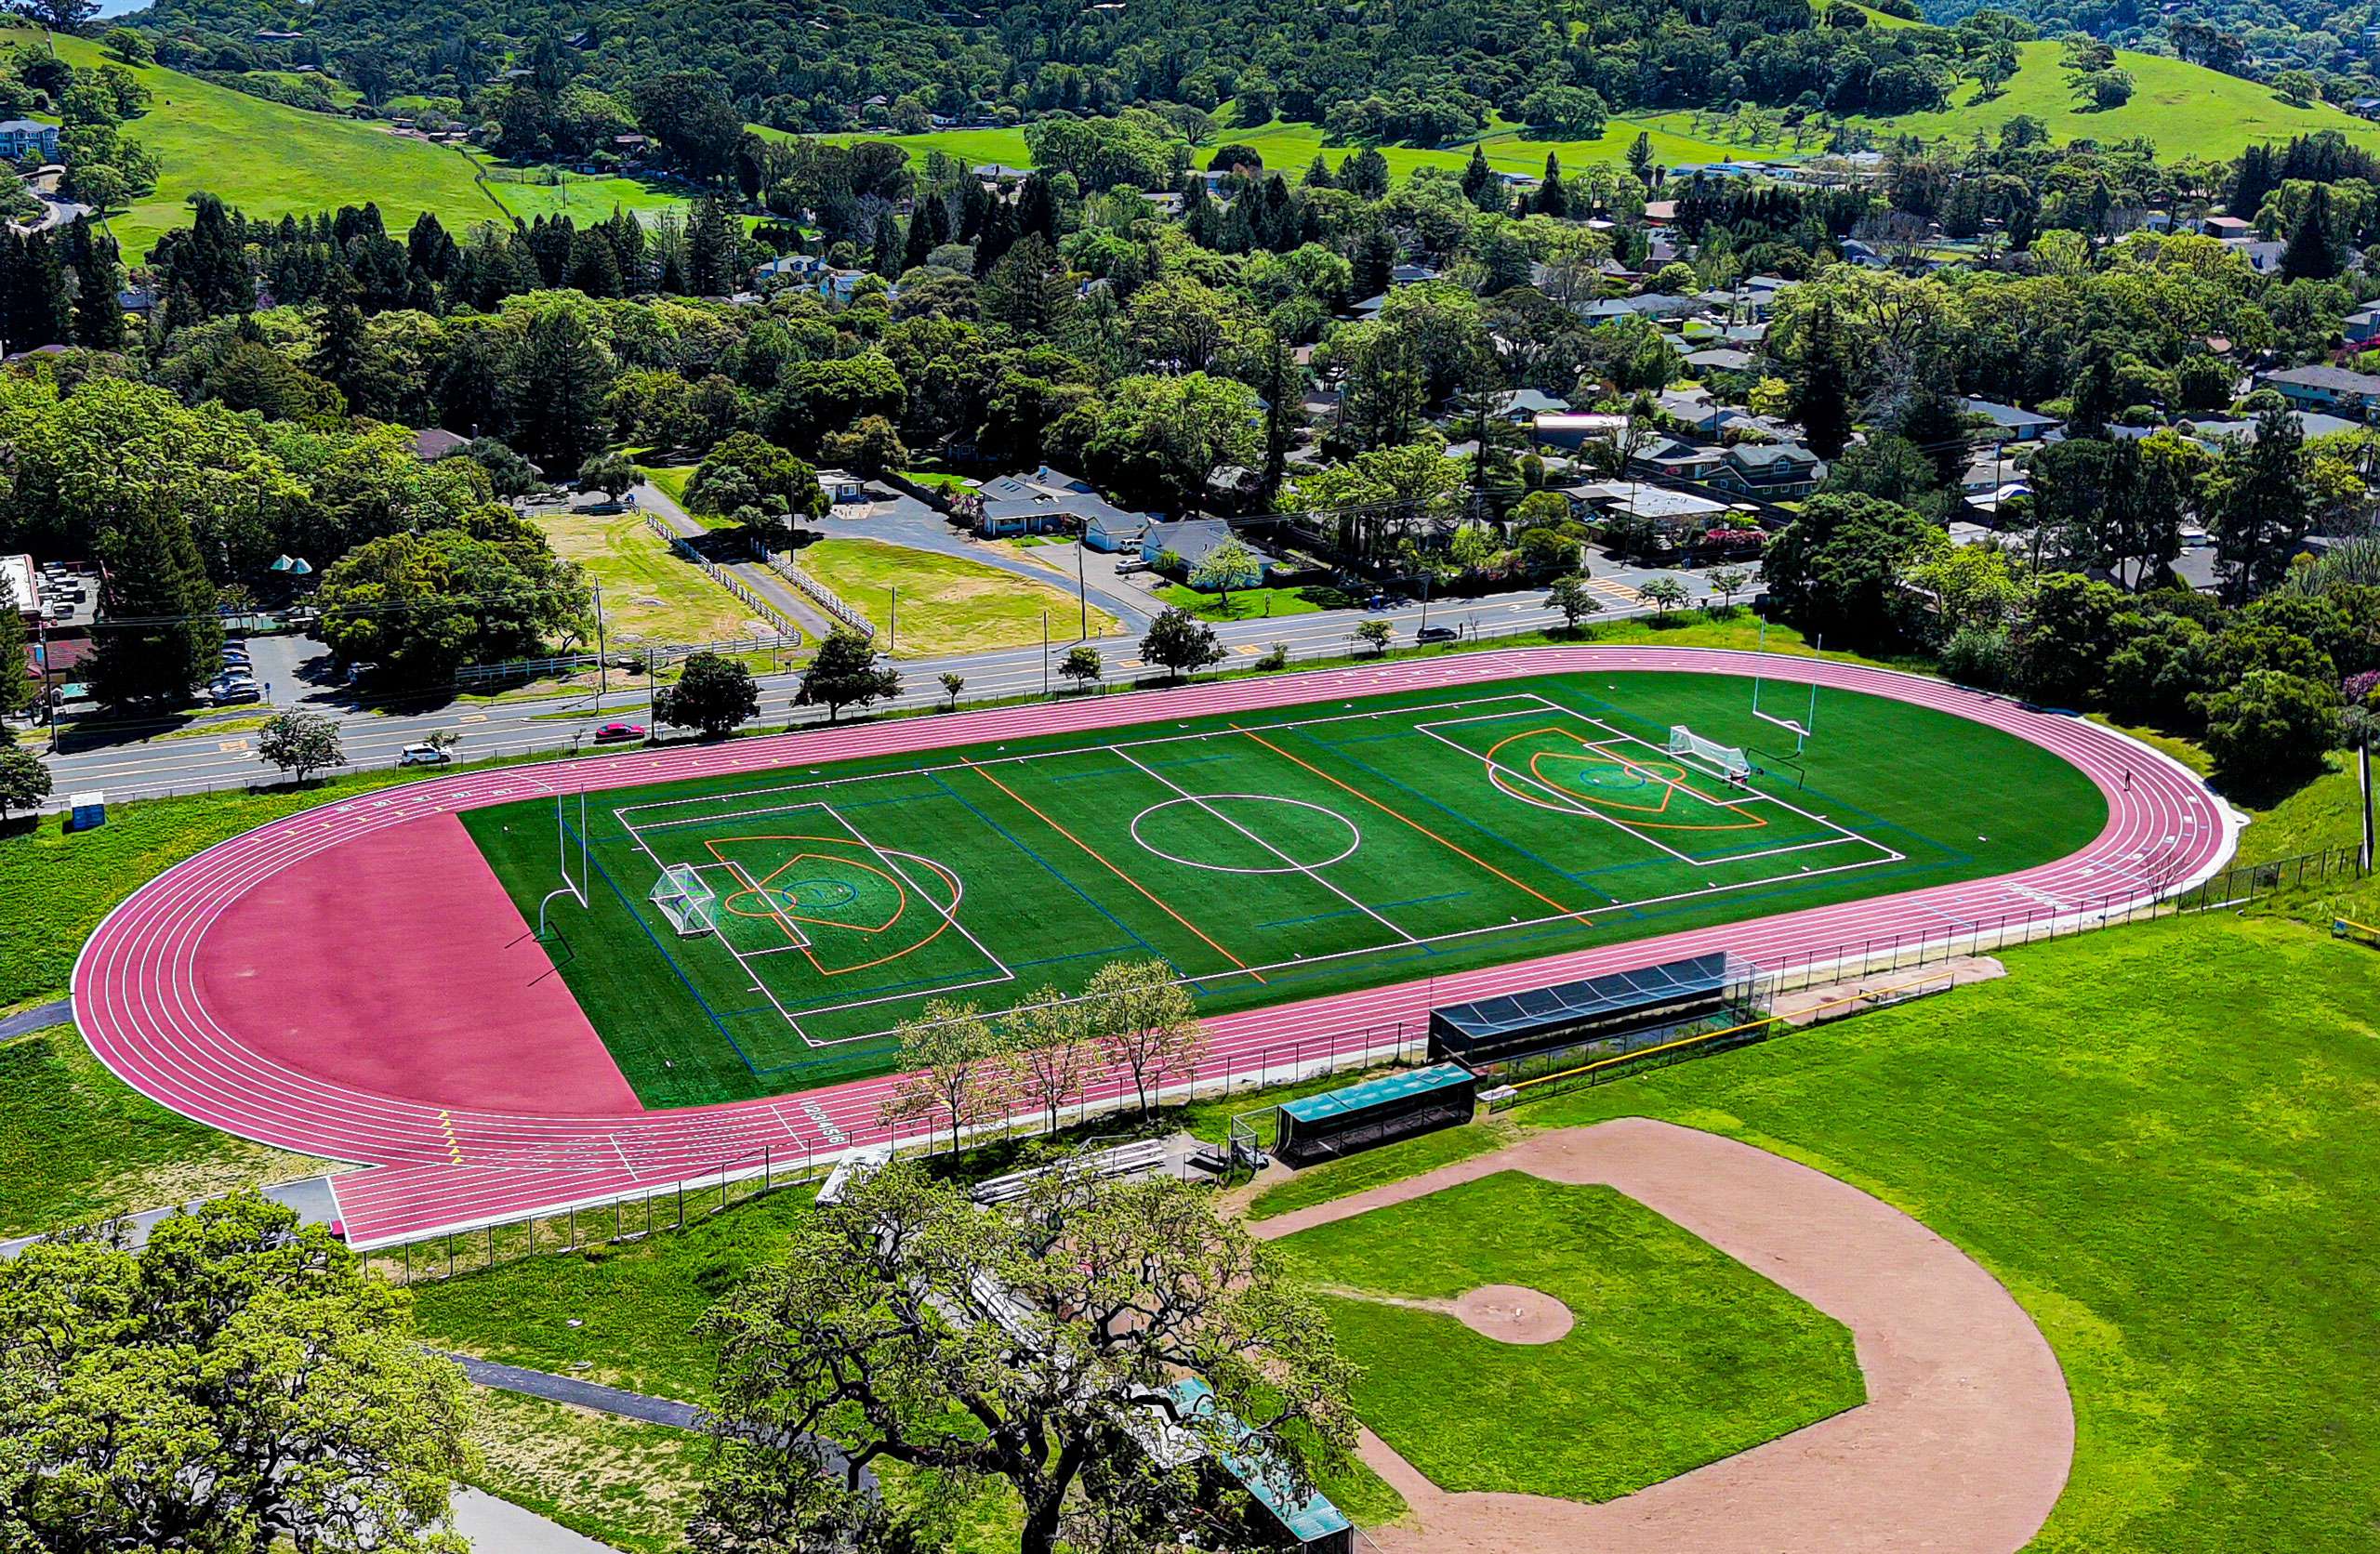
[397,742,451,767]
[592,720,646,744]
[1415,624,1460,644]
[212,684,263,705]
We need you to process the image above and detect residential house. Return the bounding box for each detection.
[2,554,35,623]
[1388,262,1441,285]
[1490,388,1569,422]
[815,468,868,505]
[1575,293,1699,324]
[2259,364,2380,415]
[1630,439,1727,481]
[1081,510,1147,553]
[0,121,59,160]
[1141,519,1269,588]
[2198,215,2253,240]
[2180,410,2362,446]
[408,428,469,462]
[1709,442,1826,498]
[2347,305,2380,346]
[976,466,1147,539]
[1683,348,1757,374]
[1529,412,1632,450]
[1960,397,2065,443]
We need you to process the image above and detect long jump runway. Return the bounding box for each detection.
[70,648,2236,1247]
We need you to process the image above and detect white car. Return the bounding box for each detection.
[397,742,452,767]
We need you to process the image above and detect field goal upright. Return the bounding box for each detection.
[650,863,718,938]
[1751,617,1818,755]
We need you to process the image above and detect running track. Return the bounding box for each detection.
[71,649,2237,1247]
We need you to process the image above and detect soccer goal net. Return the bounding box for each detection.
[650,863,718,938]
[1667,725,1751,779]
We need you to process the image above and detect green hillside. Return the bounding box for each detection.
[1,26,684,257]
[1650,40,2380,161]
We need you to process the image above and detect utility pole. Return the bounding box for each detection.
[1041,611,1051,697]
[1077,537,1088,639]
[889,586,898,657]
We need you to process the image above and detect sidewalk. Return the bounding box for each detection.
[0,1172,343,1259]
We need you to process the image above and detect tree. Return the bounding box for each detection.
[2013,573,2124,706]
[258,711,343,783]
[1058,642,1103,691]
[10,0,98,32]
[685,431,827,533]
[1006,985,1094,1136]
[877,999,1012,1153]
[66,216,122,350]
[939,671,966,710]
[1783,295,1855,462]
[314,523,588,686]
[0,746,49,819]
[1640,576,1689,616]
[1141,605,1225,682]
[694,1160,1355,1554]
[1188,535,1263,611]
[513,305,615,472]
[656,651,760,737]
[1626,130,1657,187]
[1355,618,1394,656]
[2280,184,2340,281]
[1547,574,1604,635]
[1707,566,1751,612]
[797,626,900,722]
[0,1192,473,1553]
[0,575,30,723]
[578,450,639,499]
[87,503,223,709]
[1760,493,1948,649]
[1085,956,1203,1117]
[2207,407,2313,603]
[2200,669,2340,795]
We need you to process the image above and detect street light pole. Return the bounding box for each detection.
[592,580,608,698]
[1041,612,1051,697]
[1077,538,1088,640]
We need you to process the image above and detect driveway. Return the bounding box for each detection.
[818,485,1157,630]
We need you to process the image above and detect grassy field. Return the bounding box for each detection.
[796,536,1119,656]
[460,665,2104,1106]
[1647,41,2380,161]
[1250,913,2380,1550]
[1276,1171,1863,1502]
[530,505,769,646]
[467,1388,708,1554]
[0,27,694,257]
[0,1023,330,1239]
[469,156,692,225]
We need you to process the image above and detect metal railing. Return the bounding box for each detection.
[755,543,875,639]
[641,514,802,639]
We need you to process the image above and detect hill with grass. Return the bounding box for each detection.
[1,25,683,257]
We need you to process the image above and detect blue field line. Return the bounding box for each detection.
[1258,889,1473,933]
[1284,726,1620,905]
[562,815,767,1081]
[922,769,1180,974]
[1013,945,1140,969]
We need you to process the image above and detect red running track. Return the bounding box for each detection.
[72,649,2236,1247]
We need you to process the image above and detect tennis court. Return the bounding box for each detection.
[460,670,2104,1102]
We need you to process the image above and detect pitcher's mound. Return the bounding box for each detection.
[1452,1284,1574,1345]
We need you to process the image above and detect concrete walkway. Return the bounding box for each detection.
[0,1173,341,1258]
[449,1487,620,1552]
[442,1351,707,1430]
[0,998,71,1041]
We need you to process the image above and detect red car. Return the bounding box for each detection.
[592,721,647,744]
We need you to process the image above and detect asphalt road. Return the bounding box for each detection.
[33,560,1735,807]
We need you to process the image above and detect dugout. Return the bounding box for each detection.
[1272,1063,1478,1167]
[1429,951,1761,1072]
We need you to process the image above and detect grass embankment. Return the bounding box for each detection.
[1276,1171,1864,1503]
[797,537,1120,656]
[1156,583,1342,622]
[529,504,769,645]
[0,28,692,259]
[0,1025,330,1239]
[1259,914,2380,1550]
[466,1389,709,1554]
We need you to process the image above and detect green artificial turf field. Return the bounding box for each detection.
[461,669,2106,1106]
[1275,1170,1864,1501]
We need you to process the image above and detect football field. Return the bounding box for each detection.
[461,670,2108,1105]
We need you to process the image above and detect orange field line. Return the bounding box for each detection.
[960,758,1263,983]
[1231,724,1591,925]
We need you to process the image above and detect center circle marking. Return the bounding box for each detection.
[1129,794,1363,875]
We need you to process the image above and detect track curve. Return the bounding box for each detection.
[71,648,2235,1245]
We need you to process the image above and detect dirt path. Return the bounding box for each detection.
[1254,1119,2074,1553]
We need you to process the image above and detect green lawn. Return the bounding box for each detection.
[796,536,1119,657]
[460,665,2104,1106]
[530,504,771,647]
[469,157,692,225]
[1156,583,1343,623]
[1250,1121,1516,1221]
[1276,1171,1863,1502]
[0,1024,330,1239]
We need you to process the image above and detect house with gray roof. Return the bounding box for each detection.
[1140,519,1270,587]
[976,466,1149,539]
